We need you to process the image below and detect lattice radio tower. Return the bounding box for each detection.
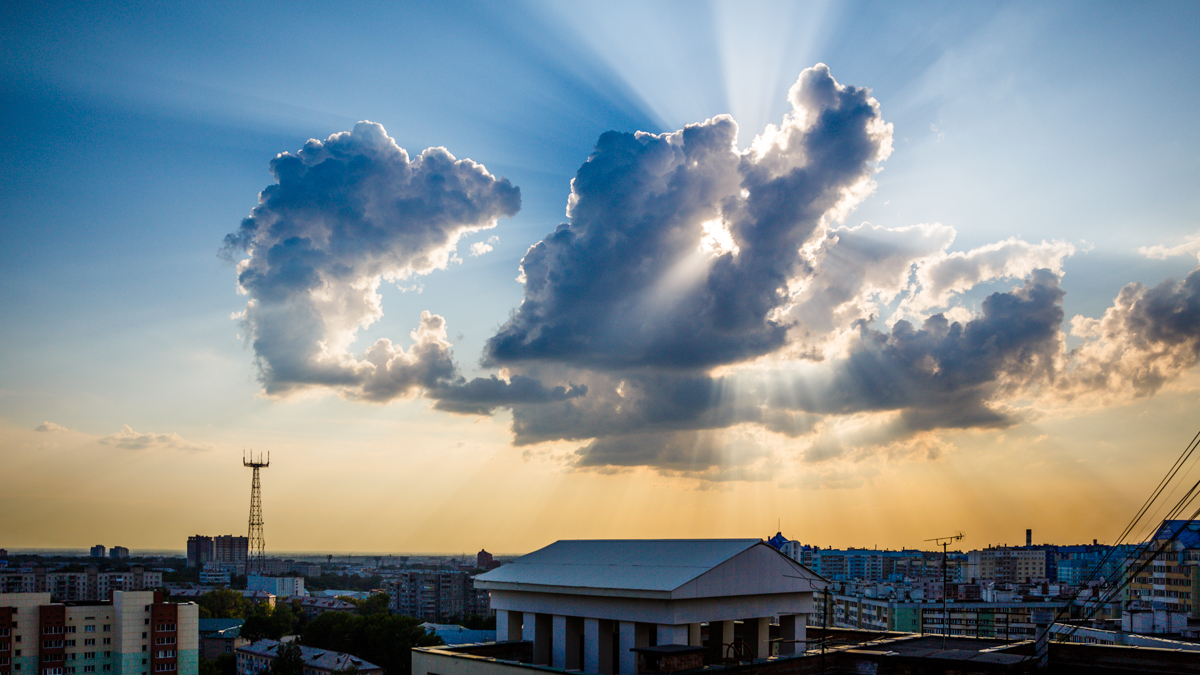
[244,450,269,575]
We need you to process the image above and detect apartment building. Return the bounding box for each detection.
[387,571,490,623]
[816,589,1066,640]
[966,548,1049,583]
[185,538,246,573]
[0,569,163,604]
[0,591,197,675]
[1125,520,1200,617]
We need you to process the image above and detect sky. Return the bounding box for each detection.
[3,0,1200,555]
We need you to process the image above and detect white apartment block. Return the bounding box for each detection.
[0,591,197,675]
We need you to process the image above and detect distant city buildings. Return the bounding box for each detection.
[108,547,129,559]
[388,570,490,623]
[90,546,106,558]
[186,536,247,573]
[476,549,496,570]
[0,590,198,675]
[966,547,1052,584]
[0,566,163,602]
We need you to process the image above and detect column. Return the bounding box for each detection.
[742,617,770,659]
[777,615,806,656]
[526,613,552,665]
[656,624,687,646]
[584,618,613,674]
[496,610,523,643]
[687,623,702,647]
[553,615,568,669]
[552,616,583,670]
[618,621,637,675]
[709,620,735,660]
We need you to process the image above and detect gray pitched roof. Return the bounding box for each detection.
[475,539,822,598]
[240,639,381,673]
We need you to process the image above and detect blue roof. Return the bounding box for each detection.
[476,539,763,592]
[1155,520,1200,548]
[199,618,243,638]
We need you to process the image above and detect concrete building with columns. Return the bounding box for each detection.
[419,539,825,675]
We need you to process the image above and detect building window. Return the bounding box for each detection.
[102,667,110,672]
[102,639,110,646]
[82,627,93,634]
[101,627,110,633]
[84,640,94,647]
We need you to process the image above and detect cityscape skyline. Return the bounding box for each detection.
[4,1,1200,554]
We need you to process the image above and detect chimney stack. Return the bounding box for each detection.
[1026,529,1032,547]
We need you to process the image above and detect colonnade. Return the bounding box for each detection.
[495,610,808,674]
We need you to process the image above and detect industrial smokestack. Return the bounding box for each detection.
[1026,529,1032,547]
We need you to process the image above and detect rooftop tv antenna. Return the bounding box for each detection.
[244,450,269,575]
[925,532,964,651]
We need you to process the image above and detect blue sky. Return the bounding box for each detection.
[3,1,1200,553]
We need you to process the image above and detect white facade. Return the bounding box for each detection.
[474,539,825,675]
[245,576,303,599]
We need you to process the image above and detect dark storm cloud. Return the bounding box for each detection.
[431,375,587,415]
[525,271,1067,469]
[485,64,893,370]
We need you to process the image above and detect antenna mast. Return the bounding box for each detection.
[244,450,270,575]
[925,533,964,651]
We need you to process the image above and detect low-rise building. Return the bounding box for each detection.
[290,597,355,619]
[235,640,381,675]
[198,619,246,661]
[474,539,824,674]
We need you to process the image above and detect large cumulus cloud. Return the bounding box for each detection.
[226,68,1200,480]
[225,121,581,408]
[486,64,893,369]
[479,65,1200,474]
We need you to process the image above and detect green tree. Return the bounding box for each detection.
[243,600,302,641]
[352,593,390,617]
[269,642,304,675]
[198,654,236,675]
[198,589,253,620]
[301,613,441,675]
[459,614,495,631]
